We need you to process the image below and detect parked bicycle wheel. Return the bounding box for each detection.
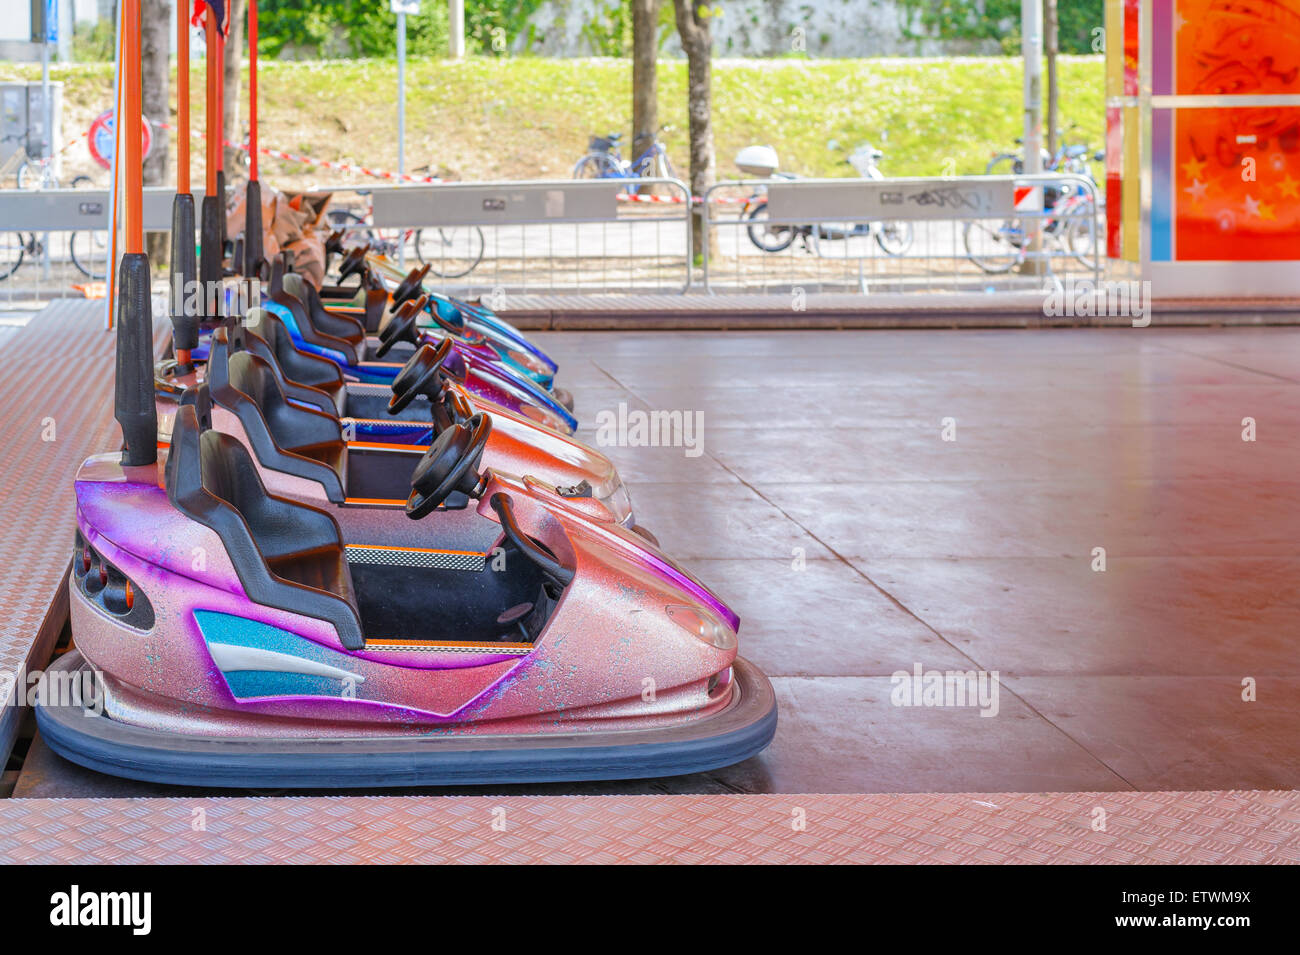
[573,153,621,179]
[875,220,914,256]
[326,209,375,248]
[963,218,1024,274]
[414,227,485,279]
[744,201,797,253]
[0,233,26,280]
[69,175,108,279]
[15,161,40,190]
[984,153,1023,176]
[1064,201,1099,268]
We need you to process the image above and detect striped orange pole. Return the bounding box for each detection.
[205,14,217,193]
[121,0,143,255]
[177,1,189,194]
[248,0,258,181]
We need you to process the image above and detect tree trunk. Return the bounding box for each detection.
[1045,0,1059,159]
[223,0,247,174]
[672,0,715,264]
[631,0,659,160]
[141,0,170,265]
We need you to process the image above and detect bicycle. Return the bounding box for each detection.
[984,124,1104,179]
[573,129,675,182]
[740,143,914,256]
[964,127,1103,273]
[326,192,485,280]
[0,142,106,280]
[962,184,1098,273]
[1,133,60,190]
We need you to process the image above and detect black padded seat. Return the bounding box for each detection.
[244,309,346,416]
[212,322,341,418]
[270,272,360,366]
[283,272,367,346]
[166,404,365,650]
[207,336,348,503]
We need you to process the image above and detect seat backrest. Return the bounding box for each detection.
[271,273,360,366]
[284,272,365,345]
[246,308,347,394]
[208,340,347,503]
[167,405,364,650]
[229,320,341,417]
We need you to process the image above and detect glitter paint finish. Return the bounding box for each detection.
[69,457,740,740]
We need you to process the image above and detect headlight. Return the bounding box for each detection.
[596,478,633,525]
[519,402,570,432]
[506,347,550,377]
[666,603,737,651]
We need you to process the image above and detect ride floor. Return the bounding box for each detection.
[5,315,1300,862]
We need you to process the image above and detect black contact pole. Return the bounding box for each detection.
[116,0,156,467]
[200,11,223,321]
[245,178,263,278]
[117,252,158,466]
[171,1,198,373]
[199,191,223,318]
[170,194,199,372]
[216,168,228,253]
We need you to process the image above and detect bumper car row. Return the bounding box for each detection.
[35,1,775,788]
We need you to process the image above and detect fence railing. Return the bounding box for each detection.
[0,185,215,308]
[700,173,1103,294]
[0,174,1102,307]
[332,177,694,296]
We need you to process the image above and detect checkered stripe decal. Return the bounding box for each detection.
[345,545,485,571]
[345,418,432,432]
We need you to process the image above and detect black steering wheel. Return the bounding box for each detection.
[388,339,453,414]
[391,264,431,306]
[374,294,430,358]
[405,413,492,520]
[489,493,575,590]
[338,245,369,280]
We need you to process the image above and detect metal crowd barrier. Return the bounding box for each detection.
[0,185,212,308]
[700,173,1103,294]
[0,174,1101,306]
[345,176,693,296]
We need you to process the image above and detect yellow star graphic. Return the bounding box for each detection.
[1279,175,1300,198]
[1258,201,1276,220]
[1181,156,1208,180]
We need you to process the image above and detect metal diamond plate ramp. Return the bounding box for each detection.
[2,790,1298,864]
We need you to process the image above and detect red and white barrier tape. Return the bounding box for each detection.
[151,122,758,201]
[156,120,443,184]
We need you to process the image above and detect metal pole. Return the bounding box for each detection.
[40,9,51,278]
[105,1,125,329]
[1020,0,1044,276]
[397,10,406,268]
[449,0,464,58]
[39,18,50,161]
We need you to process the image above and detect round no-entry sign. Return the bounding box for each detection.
[88,110,154,170]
